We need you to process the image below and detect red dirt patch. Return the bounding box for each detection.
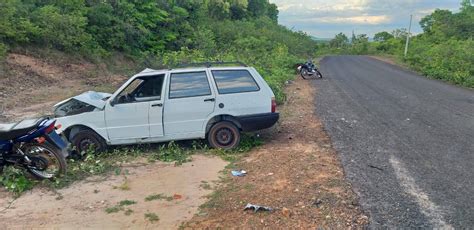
[185,77,368,228]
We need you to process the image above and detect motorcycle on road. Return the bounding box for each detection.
[0,117,67,179]
[297,60,323,79]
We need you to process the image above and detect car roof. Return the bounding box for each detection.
[136,66,252,76]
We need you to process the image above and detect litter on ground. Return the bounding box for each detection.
[231,170,247,177]
[244,203,273,213]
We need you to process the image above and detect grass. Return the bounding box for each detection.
[105,206,122,214]
[144,212,160,222]
[243,183,255,191]
[144,193,174,202]
[200,181,212,190]
[147,141,192,165]
[124,209,134,216]
[118,200,137,206]
[209,134,263,162]
[0,166,35,197]
[1,133,263,197]
[105,199,137,214]
[113,179,130,191]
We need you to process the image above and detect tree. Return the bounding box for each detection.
[329,32,349,48]
[457,0,474,39]
[0,0,39,44]
[266,3,278,22]
[373,31,394,42]
[247,0,267,17]
[391,28,410,40]
[247,0,277,21]
[208,0,231,19]
[420,9,452,34]
[351,34,369,54]
[461,0,473,10]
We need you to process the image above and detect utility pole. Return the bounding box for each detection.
[404,14,413,58]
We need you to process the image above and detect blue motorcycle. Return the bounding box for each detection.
[0,117,67,179]
[297,60,323,79]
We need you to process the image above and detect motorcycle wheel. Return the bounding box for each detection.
[23,143,67,179]
[316,70,323,78]
[300,69,308,79]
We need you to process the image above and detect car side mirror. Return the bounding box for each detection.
[109,98,116,107]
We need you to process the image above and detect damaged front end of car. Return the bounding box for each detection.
[53,91,112,158]
[53,91,112,117]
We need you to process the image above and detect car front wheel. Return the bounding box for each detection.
[71,129,107,155]
[208,121,241,150]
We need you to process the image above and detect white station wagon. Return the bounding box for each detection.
[53,62,279,153]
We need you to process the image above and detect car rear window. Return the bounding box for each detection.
[211,70,260,94]
[169,71,212,99]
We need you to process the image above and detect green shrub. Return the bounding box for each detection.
[0,166,35,196]
[0,42,7,58]
[147,141,191,165]
[405,38,474,87]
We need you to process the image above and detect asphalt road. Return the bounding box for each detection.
[314,56,474,228]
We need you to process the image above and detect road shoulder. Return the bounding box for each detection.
[185,77,368,228]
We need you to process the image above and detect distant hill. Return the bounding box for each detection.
[310,36,331,42]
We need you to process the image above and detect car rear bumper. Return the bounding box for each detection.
[237,113,279,132]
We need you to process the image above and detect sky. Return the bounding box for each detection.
[269,0,462,39]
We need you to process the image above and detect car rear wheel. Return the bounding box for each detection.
[208,121,241,149]
[71,129,107,155]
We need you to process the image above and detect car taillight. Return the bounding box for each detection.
[271,97,277,113]
[44,121,56,133]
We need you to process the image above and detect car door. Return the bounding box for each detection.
[164,71,216,136]
[105,74,165,140]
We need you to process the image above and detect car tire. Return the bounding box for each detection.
[70,129,107,155]
[208,121,241,150]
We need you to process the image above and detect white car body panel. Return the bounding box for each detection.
[55,66,277,146]
[163,69,216,137]
[105,101,150,140]
[56,111,108,140]
[54,91,112,109]
[209,67,273,115]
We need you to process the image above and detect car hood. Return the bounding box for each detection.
[54,91,112,109]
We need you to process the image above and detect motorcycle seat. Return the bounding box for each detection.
[0,117,47,140]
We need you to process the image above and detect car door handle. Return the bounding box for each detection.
[204,98,215,102]
[151,103,163,107]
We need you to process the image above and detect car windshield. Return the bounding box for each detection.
[121,79,144,96]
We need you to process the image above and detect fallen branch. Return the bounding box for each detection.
[0,198,17,213]
[368,164,384,171]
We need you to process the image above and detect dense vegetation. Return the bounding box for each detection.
[0,0,317,103]
[318,0,474,87]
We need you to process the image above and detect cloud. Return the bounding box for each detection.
[270,0,461,38]
[291,15,391,25]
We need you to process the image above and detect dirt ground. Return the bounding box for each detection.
[0,53,127,122]
[0,155,227,229]
[185,77,368,228]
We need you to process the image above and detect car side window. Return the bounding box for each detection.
[134,75,164,99]
[169,71,212,99]
[116,74,164,104]
[211,70,260,94]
